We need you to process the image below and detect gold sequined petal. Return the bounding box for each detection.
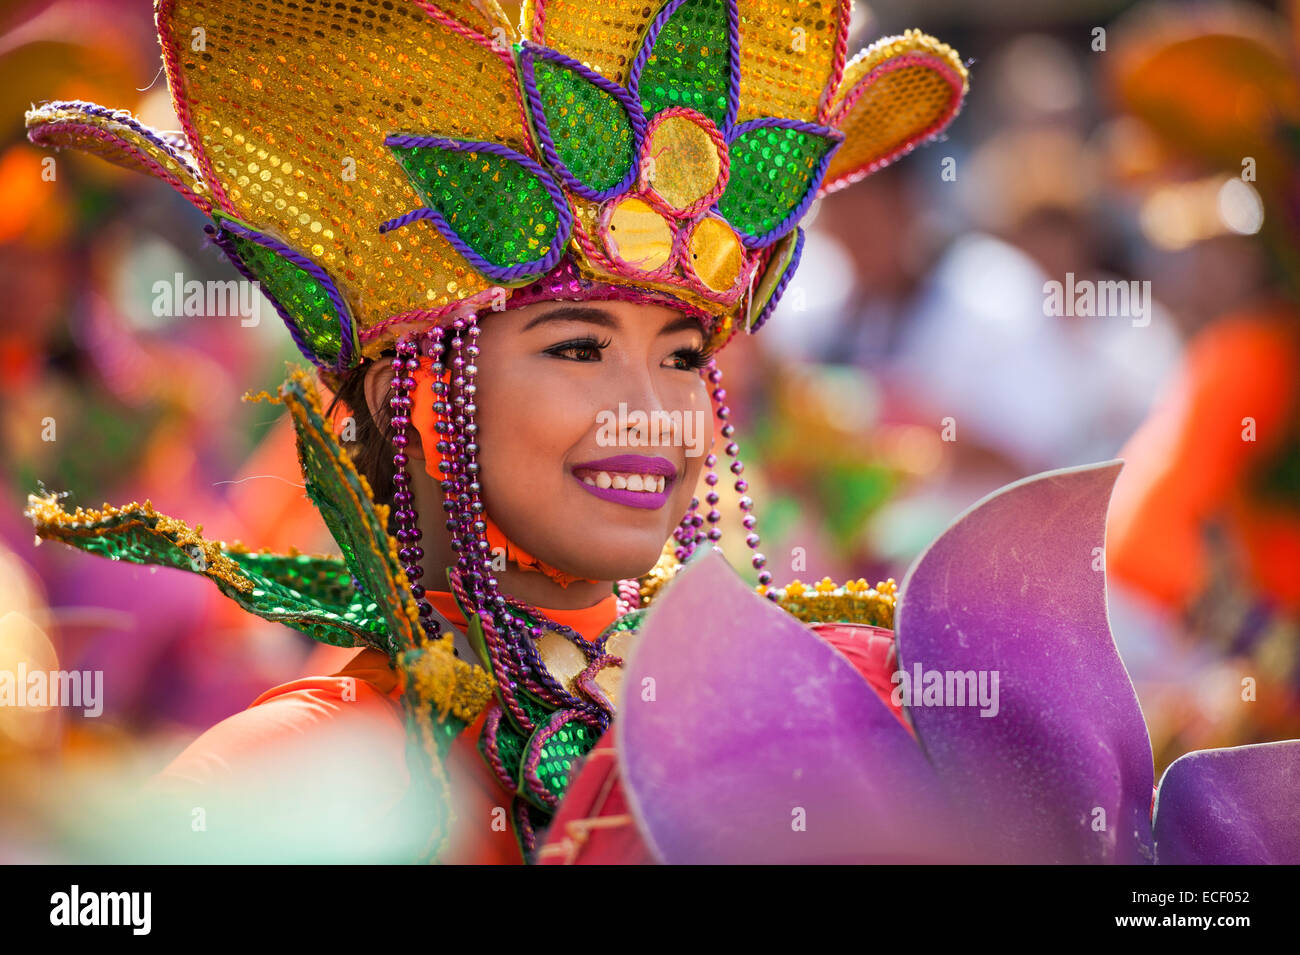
[821,30,968,194]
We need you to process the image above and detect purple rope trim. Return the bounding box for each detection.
[574,654,621,717]
[749,225,804,333]
[520,708,587,809]
[381,134,573,283]
[35,100,203,180]
[518,42,646,201]
[480,705,520,794]
[32,121,212,215]
[724,0,741,133]
[728,115,845,144]
[720,118,845,250]
[206,215,357,371]
[513,798,538,854]
[628,0,741,134]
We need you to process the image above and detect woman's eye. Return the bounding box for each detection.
[664,346,710,371]
[546,338,609,362]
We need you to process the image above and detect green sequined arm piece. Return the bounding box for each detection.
[272,368,422,659]
[23,494,386,649]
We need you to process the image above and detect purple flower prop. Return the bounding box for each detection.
[614,462,1300,864]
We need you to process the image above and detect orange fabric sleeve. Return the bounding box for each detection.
[147,646,524,864]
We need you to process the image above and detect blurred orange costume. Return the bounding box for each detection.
[1107,305,1300,611]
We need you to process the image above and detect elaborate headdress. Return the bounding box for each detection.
[24,0,968,861]
[27,0,967,373]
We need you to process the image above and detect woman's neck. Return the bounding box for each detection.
[409,462,612,611]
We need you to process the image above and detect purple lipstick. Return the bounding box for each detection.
[571,454,677,510]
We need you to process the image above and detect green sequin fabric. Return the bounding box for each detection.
[639,0,732,128]
[389,144,562,269]
[280,371,420,659]
[533,57,637,192]
[24,497,389,650]
[215,214,345,366]
[717,125,835,236]
[529,710,601,802]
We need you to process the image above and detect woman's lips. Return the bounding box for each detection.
[571,455,677,510]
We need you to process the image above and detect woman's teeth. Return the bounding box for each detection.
[580,470,667,493]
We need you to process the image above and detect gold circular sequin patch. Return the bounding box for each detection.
[604,195,674,271]
[687,217,743,292]
[536,629,589,690]
[645,114,722,211]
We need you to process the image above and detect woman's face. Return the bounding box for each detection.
[471,299,714,582]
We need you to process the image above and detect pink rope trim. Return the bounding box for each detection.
[816,0,854,125]
[414,1,514,66]
[592,199,684,283]
[521,708,594,808]
[822,52,966,193]
[530,0,548,43]
[639,106,731,221]
[30,123,212,215]
[678,217,761,299]
[480,704,521,793]
[156,0,237,216]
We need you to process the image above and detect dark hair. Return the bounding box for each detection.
[326,358,399,534]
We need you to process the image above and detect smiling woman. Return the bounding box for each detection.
[22,0,970,864]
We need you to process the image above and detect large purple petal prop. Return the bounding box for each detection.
[1153,741,1300,864]
[618,551,964,864]
[895,461,1155,863]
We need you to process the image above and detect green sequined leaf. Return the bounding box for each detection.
[213,213,348,367]
[279,371,420,659]
[389,143,563,270]
[24,495,387,650]
[716,124,836,238]
[532,57,637,192]
[638,0,732,128]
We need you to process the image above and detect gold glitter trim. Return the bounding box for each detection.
[23,493,254,594]
[402,635,496,725]
[636,541,897,629]
[761,576,897,629]
[276,368,495,725]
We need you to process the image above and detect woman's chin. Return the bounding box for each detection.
[547,530,675,583]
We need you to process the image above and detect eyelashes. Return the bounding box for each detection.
[668,344,713,371]
[542,336,713,372]
[543,336,612,361]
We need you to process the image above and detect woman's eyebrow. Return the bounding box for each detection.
[521,305,617,331]
[659,314,703,337]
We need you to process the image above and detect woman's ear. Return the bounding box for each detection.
[361,357,425,461]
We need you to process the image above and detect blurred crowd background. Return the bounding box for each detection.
[1,0,1298,860]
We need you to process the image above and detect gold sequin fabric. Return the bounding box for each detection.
[25,1,968,367]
